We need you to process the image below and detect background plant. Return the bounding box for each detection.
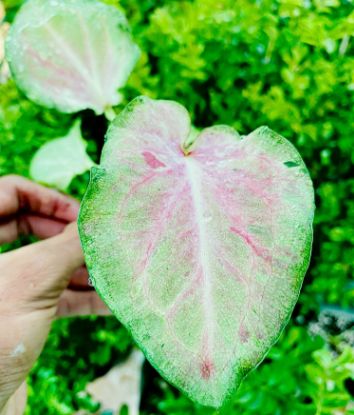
[0,0,353,414]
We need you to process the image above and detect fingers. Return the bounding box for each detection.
[18,214,67,239]
[0,175,79,223]
[0,215,67,244]
[0,218,18,244]
[68,265,91,290]
[0,174,79,244]
[56,290,110,317]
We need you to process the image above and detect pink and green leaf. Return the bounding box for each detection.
[5,0,140,115]
[78,96,315,408]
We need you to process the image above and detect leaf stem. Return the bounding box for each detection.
[181,126,200,155]
[104,106,116,122]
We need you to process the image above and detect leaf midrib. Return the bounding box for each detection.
[184,156,215,352]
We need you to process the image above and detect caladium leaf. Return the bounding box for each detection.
[78,96,315,408]
[30,120,94,190]
[5,0,139,115]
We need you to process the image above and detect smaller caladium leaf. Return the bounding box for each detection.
[79,97,315,408]
[5,0,140,115]
[30,120,94,190]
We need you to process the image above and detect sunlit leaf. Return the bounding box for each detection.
[30,120,94,190]
[79,97,314,407]
[5,0,140,114]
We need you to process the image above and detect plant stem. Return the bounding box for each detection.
[104,106,116,122]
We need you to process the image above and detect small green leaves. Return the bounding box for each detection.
[79,97,315,408]
[6,0,140,114]
[30,120,94,190]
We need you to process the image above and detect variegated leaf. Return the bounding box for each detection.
[6,0,139,115]
[79,96,314,407]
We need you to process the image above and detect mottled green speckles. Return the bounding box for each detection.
[172,293,204,350]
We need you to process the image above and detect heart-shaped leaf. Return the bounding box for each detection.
[30,120,94,190]
[78,96,314,408]
[5,0,139,115]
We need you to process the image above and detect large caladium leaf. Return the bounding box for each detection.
[79,97,315,407]
[5,0,139,115]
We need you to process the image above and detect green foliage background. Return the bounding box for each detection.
[1,0,353,414]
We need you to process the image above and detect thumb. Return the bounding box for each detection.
[1,223,84,312]
[33,222,84,288]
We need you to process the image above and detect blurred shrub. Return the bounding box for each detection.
[0,0,353,414]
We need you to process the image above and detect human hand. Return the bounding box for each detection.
[0,175,108,414]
